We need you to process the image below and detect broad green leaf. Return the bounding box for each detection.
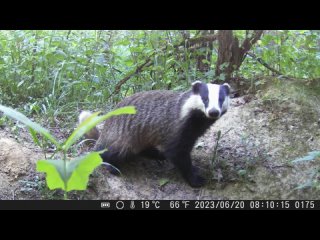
[292,151,320,163]
[37,160,65,190]
[67,152,102,191]
[37,152,102,191]
[0,105,60,148]
[63,106,136,151]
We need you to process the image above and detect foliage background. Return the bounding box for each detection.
[0,30,319,128]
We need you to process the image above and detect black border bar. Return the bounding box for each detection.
[0,200,319,210]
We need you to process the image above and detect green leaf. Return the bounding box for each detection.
[28,127,41,147]
[37,152,102,191]
[0,105,60,148]
[17,80,25,87]
[116,39,130,46]
[124,59,133,67]
[218,74,226,81]
[201,59,210,64]
[238,169,247,176]
[292,151,320,163]
[62,106,136,151]
[159,178,169,187]
[67,152,102,191]
[55,49,67,57]
[37,160,66,190]
[63,111,100,151]
[294,181,313,190]
[129,46,143,53]
[261,34,273,45]
[166,57,175,65]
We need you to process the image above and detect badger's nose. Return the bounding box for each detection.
[208,109,220,118]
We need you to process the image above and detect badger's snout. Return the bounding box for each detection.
[208,108,220,118]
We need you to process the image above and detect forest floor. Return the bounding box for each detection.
[1,80,320,200]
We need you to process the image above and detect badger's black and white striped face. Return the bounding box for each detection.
[180,81,231,119]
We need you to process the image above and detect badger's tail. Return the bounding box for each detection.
[78,111,100,141]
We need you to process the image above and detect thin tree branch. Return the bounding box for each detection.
[67,30,72,39]
[109,60,153,98]
[240,30,264,64]
[247,52,287,77]
[187,34,217,47]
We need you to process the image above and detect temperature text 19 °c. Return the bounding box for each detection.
[140,201,161,209]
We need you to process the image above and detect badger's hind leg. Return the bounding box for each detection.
[139,147,166,166]
[99,148,133,175]
[139,147,166,160]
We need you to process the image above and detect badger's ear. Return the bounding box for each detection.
[222,83,231,96]
[192,80,203,94]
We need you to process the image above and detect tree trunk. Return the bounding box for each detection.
[215,30,264,81]
[215,30,236,80]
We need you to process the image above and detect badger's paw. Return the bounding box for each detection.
[189,175,206,188]
[187,167,206,188]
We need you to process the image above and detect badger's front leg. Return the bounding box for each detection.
[165,149,206,188]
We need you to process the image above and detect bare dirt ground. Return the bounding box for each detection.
[1,89,320,200]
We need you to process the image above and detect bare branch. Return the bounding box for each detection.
[247,52,284,76]
[109,59,153,98]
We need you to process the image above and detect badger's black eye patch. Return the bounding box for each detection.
[218,85,228,108]
[197,84,209,108]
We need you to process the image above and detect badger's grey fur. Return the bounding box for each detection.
[79,81,230,187]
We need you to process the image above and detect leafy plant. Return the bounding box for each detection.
[292,151,320,163]
[292,151,320,191]
[0,104,136,199]
[211,130,222,167]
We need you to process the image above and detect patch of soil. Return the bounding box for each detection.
[0,137,43,200]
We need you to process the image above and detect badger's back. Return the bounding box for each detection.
[95,90,191,155]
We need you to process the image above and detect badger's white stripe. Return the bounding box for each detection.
[192,80,202,86]
[79,111,93,124]
[206,84,221,117]
[180,94,205,119]
[221,95,230,113]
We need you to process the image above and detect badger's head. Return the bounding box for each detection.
[181,81,231,119]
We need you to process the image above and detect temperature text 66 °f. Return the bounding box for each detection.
[169,201,190,209]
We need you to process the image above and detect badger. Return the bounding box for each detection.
[79,81,231,187]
